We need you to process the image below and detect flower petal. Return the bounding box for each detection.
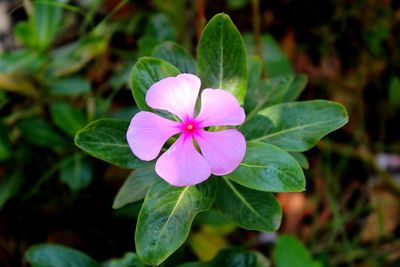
[155,135,211,186]
[195,129,246,175]
[127,111,181,161]
[146,73,200,121]
[196,89,245,128]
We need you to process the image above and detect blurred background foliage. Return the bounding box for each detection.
[0,0,399,266]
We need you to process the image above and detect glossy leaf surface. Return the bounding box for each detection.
[136,179,216,266]
[197,14,247,104]
[216,178,282,232]
[226,142,305,192]
[75,119,146,169]
[242,100,348,152]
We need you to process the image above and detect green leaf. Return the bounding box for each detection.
[0,72,38,96]
[389,76,400,108]
[137,13,177,57]
[14,21,35,48]
[48,36,108,77]
[216,178,282,232]
[197,13,248,104]
[0,172,22,210]
[274,235,323,267]
[18,118,69,149]
[0,91,7,105]
[242,100,348,152]
[290,152,309,170]
[104,252,145,267]
[0,49,45,74]
[226,0,249,9]
[47,77,91,96]
[178,248,259,267]
[226,142,305,192]
[60,154,93,192]
[0,121,11,161]
[137,35,160,57]
[50,102,87,137]
[244,74,307,116]
[25,243,100,267]
[130,57,180,110]
[145,13,177,42]
[246,55,263,90]
[262,34,293,77]
[281,74,308,102]
[152,41,196,74]
[113,166,158,209]
[150,0,185,38]
[135,178,216,266]
[75,119,146,169]
[194,208,231,226]
[109,60,135,90]
[30,0,64,50]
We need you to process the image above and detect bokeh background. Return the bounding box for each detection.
[0,0,399,266]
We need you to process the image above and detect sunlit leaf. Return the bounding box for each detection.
[197,13,248,104]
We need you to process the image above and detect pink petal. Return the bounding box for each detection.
[127,111,181,161]
[195,129,246,176]
[196,89,245,128]
[155,135,211,186]
[146,74,200,121]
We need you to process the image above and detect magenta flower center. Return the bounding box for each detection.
[182,120,198,135]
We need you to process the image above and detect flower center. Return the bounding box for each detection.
[182,121,198,134]
[185,123,195,133]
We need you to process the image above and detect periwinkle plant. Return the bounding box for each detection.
[75,13,348,266]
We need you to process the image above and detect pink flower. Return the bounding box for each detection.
[127,74,246,186]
